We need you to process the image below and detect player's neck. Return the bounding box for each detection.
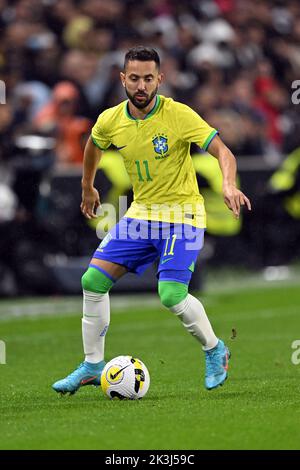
[128,95,157,120]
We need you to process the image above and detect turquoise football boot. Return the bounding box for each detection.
[204,340,231,390]
[52,360,105,395]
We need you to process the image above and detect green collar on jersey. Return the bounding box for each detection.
[125,95,161,121]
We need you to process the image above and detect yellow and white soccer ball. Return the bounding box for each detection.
[100,355,150,400]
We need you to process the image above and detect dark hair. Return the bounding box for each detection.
[124,46,160,70]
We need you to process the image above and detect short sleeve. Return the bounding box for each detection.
[176,103,218,150]
[91,112,111,150]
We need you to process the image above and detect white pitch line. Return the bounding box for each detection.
[0,275,299,321]
[0,295,161,321]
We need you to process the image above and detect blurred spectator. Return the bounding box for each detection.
[0,102,14,162]
[0,0,298,158]
[252,146,300,267]
[34,81,91,166]
[254,59,288,149]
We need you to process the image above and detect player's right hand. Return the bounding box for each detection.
[80,187,101,219]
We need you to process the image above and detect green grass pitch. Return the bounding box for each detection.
[0,282,299,450]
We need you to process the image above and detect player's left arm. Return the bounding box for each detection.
[207,134,251,218]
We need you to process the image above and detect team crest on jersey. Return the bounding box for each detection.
[152,134,169,156]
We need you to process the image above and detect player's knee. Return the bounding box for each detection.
[81,266,114,294]
[158,281,188,309]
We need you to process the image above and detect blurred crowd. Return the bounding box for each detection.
[1,0,300,294]
[1,0,300,166]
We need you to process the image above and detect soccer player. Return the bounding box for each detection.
[52,46,251,395]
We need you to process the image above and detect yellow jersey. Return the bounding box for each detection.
[91,95,218,228]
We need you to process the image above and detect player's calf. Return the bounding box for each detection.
[52,265,114,395]
[159,281,229,390]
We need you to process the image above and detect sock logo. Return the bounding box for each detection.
[100,325,109,337]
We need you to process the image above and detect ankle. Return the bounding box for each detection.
[84,359,104,368]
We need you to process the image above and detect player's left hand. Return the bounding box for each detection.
[223,183,251,218]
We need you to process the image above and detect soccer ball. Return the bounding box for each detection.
[100,355,150,400]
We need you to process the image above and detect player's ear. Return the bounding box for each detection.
[120,72,126,87]
[158,72,164,86]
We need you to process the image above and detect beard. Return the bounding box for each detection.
[125,86,158,109]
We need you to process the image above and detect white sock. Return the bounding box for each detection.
[82,289,110,364]
[170,294,218,350]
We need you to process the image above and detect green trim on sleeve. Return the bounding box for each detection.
[202,130,218,151]
[91,135,110,151]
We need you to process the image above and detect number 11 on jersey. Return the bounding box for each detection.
[135,160,152,182]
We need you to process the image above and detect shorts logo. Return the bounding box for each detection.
[152,134,168,156]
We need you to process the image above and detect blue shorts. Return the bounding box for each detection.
[92,217,205,284]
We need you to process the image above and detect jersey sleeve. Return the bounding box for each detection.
[91,112,111,150]
[176,103,218,151]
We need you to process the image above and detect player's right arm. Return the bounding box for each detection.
[81,135,102,219]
